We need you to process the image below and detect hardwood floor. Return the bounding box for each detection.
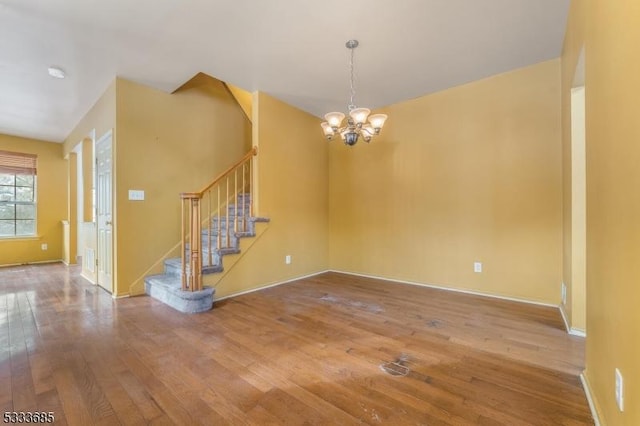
[0,264,592,425]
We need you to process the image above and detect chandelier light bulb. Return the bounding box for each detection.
[349,108,371,125]
[368,114,388,131]
[324,112,345,128]
[321,122,335,139]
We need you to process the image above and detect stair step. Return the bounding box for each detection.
[210,216,269,226]
[198,235,240,249]
[208,225,254,238]
[144,274,214,313]
[165,242,243,277]
[164,257,224,276]
[217,247,241,256]
[196,243,237,251]
[204,216,268,238]
[188,235,247,252]
[211,215,266,221]
[211,217,250,225]
[224,203,252,210]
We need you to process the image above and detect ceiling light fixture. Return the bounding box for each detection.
[321,40,387,146]
[47,66,66,79]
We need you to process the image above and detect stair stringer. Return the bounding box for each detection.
[202,221,270,288]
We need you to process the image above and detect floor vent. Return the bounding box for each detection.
[380,354,411,377]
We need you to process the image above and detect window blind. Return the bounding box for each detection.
[0,150,37,175]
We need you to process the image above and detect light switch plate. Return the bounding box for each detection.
[128,190,145,201]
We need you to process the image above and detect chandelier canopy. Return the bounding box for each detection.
[321,40,388,146]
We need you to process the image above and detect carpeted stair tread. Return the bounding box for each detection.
[144,274,215,313]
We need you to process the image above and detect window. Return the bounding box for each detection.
[0,150,37,237]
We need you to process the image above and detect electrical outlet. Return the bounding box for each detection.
[561,282,567,305]
[285,255,291,265]
[41,243,48,251]
[474,262,482,273]
[615,368,624,411]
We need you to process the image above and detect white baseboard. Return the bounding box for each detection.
[216,270,330,301]
[559,304,571,331]
[112,293,130,299]
[80,272,96,284]
[329,269,557,308]
[559,304,587,337]
[570,328,586,337]
[580,373,601,426]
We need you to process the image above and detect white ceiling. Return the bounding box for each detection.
[0,0,570,143]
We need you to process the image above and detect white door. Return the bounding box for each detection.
[96,130,113,293]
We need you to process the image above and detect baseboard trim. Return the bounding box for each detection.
[580,373,601,426]
[559,304,571,331]
[0,259,63,268]
[113,293,130,299]
[570,328,586,337]
[216,270,330,302]
[329,269,558,308]
[559,304,587,337]
[80,273,96,285]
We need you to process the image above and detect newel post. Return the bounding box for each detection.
[180,192,203,291]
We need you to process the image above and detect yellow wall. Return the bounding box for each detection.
[64,80,116,157]
[210,92,329,298]
[115,76,251,296]
[563,0,640,424]
[226,83,253,122]
[329,60,562,304]
[0,135,67,265]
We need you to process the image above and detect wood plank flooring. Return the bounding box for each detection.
[0,264,592,425]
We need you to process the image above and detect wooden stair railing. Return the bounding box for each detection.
[180,146,257,291]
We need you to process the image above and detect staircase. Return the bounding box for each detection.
[144,148,267,313]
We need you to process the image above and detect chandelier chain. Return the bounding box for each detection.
[348,46,356,111]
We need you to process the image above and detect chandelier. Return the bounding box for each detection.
[321,40,388,146]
